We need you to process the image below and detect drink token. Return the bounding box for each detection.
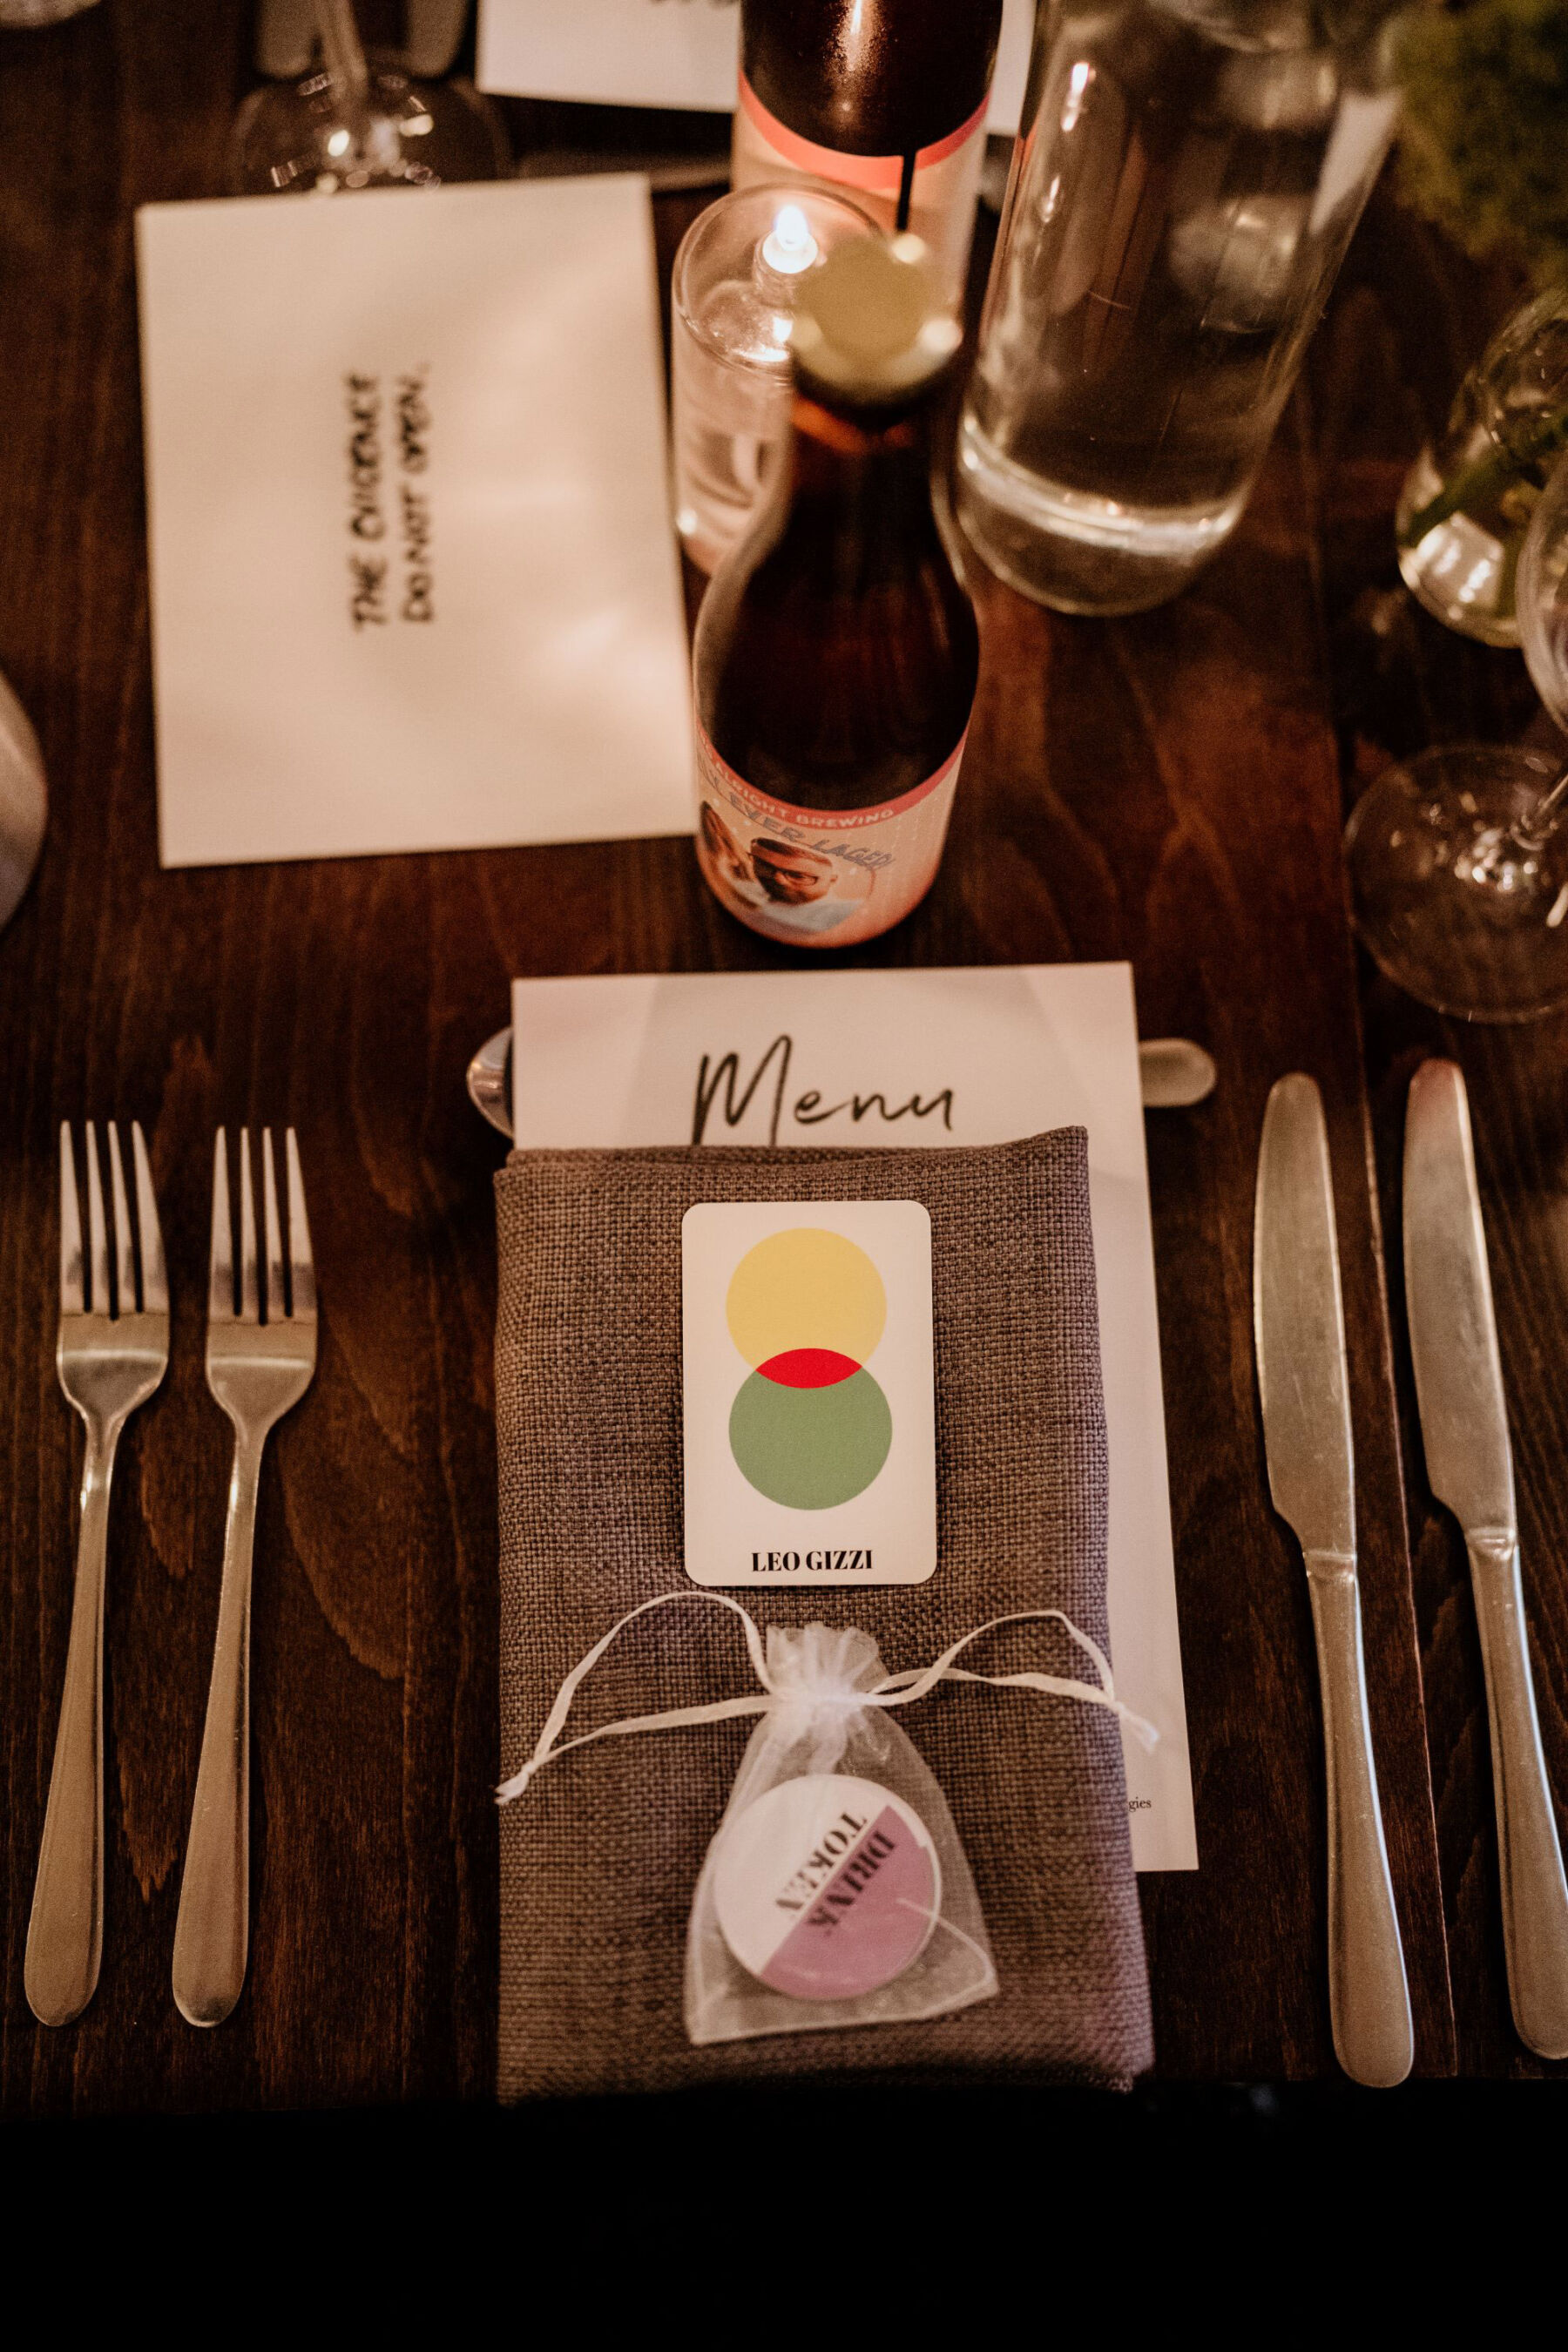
[713,1772,940,2001]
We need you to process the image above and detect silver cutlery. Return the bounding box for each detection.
[1,664,45,935]
[26,1122,168,2026]
[1254,1073,1414,2087]
[172,1130,316,2029]
[463,1024,1219,1138]
[1402,1058,1568,2059]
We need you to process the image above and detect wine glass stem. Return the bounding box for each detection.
[1519,757,1568,850]
[314,0,371,136]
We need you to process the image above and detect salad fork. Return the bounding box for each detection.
[26,1121,168,2027]
[173,1129,315,2027]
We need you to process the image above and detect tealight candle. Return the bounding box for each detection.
[713,1771,940,2001]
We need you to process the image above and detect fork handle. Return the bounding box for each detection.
[173,1427,264,2028]
[26,1422,118,2026]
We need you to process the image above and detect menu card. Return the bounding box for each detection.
[510,962,1198,1872]
[476,0,1037,135]
[136,177,692,868]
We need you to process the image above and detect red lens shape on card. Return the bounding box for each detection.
[757,1347,860,1390]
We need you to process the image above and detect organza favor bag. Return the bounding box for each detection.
[497,1585,1155,2066]
[685,1624,997,2045]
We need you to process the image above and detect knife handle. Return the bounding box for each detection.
[1466,1533,1568,2059]
[1306,1554,1415,2087]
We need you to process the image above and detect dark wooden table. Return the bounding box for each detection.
[3,3,1565,2118]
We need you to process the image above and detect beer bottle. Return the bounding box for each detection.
[732,0,1004,300]
[692,234,978,951]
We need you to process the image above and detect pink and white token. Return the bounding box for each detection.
[713,1772,941,2001]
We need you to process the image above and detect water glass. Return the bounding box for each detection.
[957,0,1402,614]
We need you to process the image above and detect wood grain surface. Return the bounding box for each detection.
[0,0,1555,2116]
[1308,204,1568,2084]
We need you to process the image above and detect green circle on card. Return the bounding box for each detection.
[728,1365,892,1509]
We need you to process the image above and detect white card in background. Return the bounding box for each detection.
[683,1200,937,1587]
[136,178,692,868]
[476,0,1036,134]
[510,963,1198,1873]
[478,0,740,112]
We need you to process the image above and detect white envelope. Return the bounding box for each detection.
[137,177,693,867]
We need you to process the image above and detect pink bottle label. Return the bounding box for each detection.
[731,74,989,297]
[695,720,966,950]
[736,72,988,195]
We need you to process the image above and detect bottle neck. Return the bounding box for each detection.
[779,387,940,560]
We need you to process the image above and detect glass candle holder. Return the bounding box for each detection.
[672,181,880,577]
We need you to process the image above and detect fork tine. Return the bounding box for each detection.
[132,1123,168,1314]
[59,1124,85,1315]
[239,1130,260,1323]
[107,1121,136,1316]
[84,1123,110,1319]
[262,1130,286,1322]
[286,1128,316,1321]
[208,1130,234,1323]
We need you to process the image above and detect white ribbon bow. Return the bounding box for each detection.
[497,1591,1159,1805]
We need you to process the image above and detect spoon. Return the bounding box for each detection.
[465,1025,1217,1139]
[0,667,46,934]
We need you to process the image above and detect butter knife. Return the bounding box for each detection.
[1254,1073,1414,2086]
[1402,1058,1568,2059]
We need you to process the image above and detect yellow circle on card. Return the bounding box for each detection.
[726,1228,887,1371]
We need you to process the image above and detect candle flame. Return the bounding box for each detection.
[762,203,819,276]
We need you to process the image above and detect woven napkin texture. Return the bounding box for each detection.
[495,1132,1153,2097]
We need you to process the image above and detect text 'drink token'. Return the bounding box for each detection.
[713,1772,940,2000]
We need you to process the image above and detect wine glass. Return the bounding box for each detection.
[1344,452,1568,1022]
[228,0,507,198]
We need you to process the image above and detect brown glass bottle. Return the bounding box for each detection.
[732,0,1004,297]
[692,235,977,950]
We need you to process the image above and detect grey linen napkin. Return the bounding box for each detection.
[495,1132,1153,2096]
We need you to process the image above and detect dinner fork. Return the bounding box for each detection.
[25,1122,168,2027]
[172,1129,315,2028]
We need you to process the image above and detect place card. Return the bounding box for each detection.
[510,961,1199,1873]
[682,1200,937,1587]
[136,177,692,868]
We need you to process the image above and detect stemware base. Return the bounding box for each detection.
[1345,745,1568,1024]
[228,62,507,196]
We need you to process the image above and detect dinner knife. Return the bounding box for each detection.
[1254,1073,1414,2086]
[1402,1058,1568,2059]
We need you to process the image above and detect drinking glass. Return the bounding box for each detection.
[228,0,506,197]
[1396,288,1568,649]
[672,182,880,575]
[1345,454,1568,1023]
[956,0,1402,614]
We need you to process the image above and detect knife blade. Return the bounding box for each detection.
[1403,1058,1568,2058]
[1254,1073,1413,2086]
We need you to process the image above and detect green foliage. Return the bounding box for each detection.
[1397,0,1568,282]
